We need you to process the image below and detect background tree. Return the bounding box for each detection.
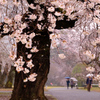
[71,63,87,86]
[47,29,80,86]
[78,1,100,79]
[0,37,14,88]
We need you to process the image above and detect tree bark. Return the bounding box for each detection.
[10,33,51,100]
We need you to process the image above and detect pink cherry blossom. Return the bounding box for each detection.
[37,24,42,30]
[4,17,12,24]
[55,12,62,16]
[29,4,36,9]
[21,23,27,30]
[23,78,28,82]
[16,66,24,72]
[14,14,22,22]
[9,51,16,60]
[13,0,20,6]
[58,53,66,59]
[27,60,34,69]
[29,32,35,38]
[25,39,32,48]
[0,0,7,5]
[48,6,55,12]
[24,68,30,74]
[82,31,90,35]
[86,67,95,72]
[29,14,37,20]
[38,14,44,21]
[48,27,54,32]
[30,46,39,53]
[27,54,32,59]
[28,73,37,82]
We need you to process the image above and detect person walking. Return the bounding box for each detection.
[70,79,74,89]
[66,79,70,89]
[86,76,92,92]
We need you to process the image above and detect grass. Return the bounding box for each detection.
[0,87,57,100]
[44,86,63,91]
[45,86,61,100]
[0,88,12,91]
[79,87,100,92]
[46,94,57,100]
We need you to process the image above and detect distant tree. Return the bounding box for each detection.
[0,64,8,87]
[5,66,15,88]
[72,63,86,86]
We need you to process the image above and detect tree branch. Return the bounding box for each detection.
[55,19,77,29]
[27,0,34,4]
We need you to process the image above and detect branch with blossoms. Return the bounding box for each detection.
[0,0,80,83]
[76,0,100,81]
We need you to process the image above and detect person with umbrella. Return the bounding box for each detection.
[70,77,78,89]
[70,79,74,89]
[86,74,93,92]
[65,77,70,89]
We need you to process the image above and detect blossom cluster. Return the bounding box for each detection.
[58,53,66,59]
[82,31,90,35]
[94,75,100,81]
[0,0,20,6]
[92,38,100,46]
[86,66,95,72]
[50,33,61,48]
[83,50,95,60]
[24,73,37,82]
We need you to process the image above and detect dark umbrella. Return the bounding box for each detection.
[65,77,70,79]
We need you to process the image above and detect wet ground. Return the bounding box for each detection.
[45,87,100,100]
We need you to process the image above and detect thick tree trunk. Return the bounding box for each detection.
[10,33,51,100]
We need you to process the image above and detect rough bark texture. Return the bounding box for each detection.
[10,33,51,100]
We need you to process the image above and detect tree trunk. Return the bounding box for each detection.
[10,33,51,100]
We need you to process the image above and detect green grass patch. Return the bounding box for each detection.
[46,94,57,100]
[44,86,64,91]
[79,87,100,92]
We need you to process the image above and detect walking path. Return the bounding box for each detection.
[45,87,100,100]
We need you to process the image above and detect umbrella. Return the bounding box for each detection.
[65,77,70,79]
[70,77,78,82]
[86,73,93,77]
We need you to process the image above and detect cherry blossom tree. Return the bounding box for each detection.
[0,0,100,100]
[78,0,100,81]
[0,0,77,99]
